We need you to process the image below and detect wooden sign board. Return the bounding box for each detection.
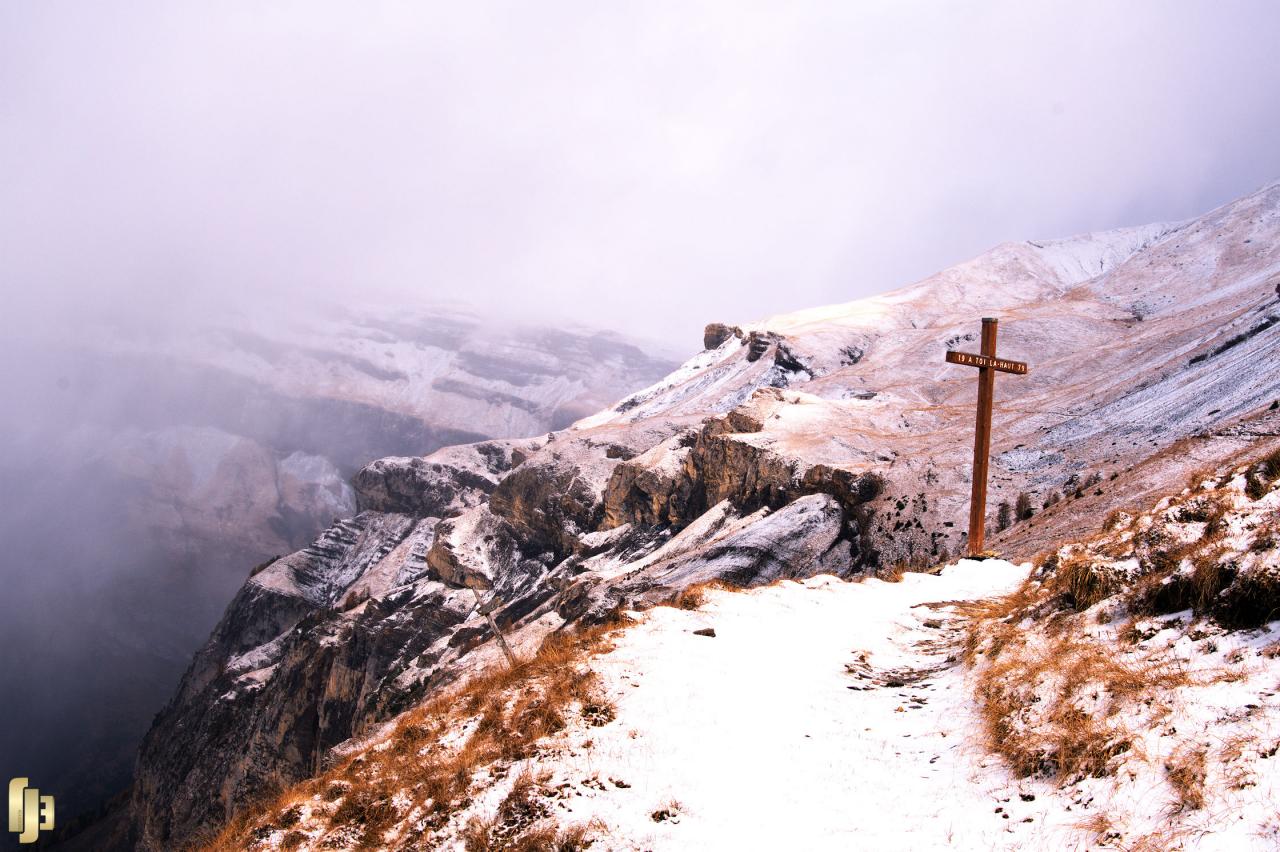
[945,350,1029,375]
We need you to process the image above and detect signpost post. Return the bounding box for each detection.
[945,317,1028,557]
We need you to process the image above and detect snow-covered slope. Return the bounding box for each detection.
[117,180,1280,849]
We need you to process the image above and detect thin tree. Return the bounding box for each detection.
[1015,491,1034,521]
[996,500,1013,532]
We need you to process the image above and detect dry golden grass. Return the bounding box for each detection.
[878,563,907,583]
[463,817,593,852]
[1216,568,1280,628]
[1165,745,1207,811]
[1123,828,1191,852]
[661,578,736,610]
[1075,811,1189,851]
[1245,447,1280,499]
[878,558,948,583]
[969,624,1191,781]
[1249,522,1278,553]
[1219,732,1263,791]
[962,560,1195,784]
[672,585,707,609]
[1102,508,1132,532]
[1185,466,1222,493]
[961,458,1280,842]
[1074,811,1116,844]
[1077,812,1196,851]
[458,769,602,851]
[203,621,621,851]
[954,577,1040,665]
[1188,548,1230,611]
[1049,551,1121,610]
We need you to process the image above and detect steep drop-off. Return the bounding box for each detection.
[126,182,1280,848]
[1,306,674,834]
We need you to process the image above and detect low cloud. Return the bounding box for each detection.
[2,2,1278,349]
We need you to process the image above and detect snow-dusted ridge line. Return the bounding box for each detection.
[1025,219,1186,287]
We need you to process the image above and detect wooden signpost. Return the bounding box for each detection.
[945,317,1028,556]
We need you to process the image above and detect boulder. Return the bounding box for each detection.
[703,323,743,350]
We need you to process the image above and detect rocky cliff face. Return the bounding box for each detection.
[127,182,1280,848]
[1,307,675,834]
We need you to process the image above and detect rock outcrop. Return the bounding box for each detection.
[352,441,531,516]
[703,322,743,350]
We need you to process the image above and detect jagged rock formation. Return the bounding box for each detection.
[126,181,1280,848]
[702,322,742,350]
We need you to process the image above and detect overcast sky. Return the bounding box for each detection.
[3,1,1280,349]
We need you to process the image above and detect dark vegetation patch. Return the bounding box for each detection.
[1188,315,1278,365]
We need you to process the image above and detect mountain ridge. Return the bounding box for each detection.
[114,179,1280,849]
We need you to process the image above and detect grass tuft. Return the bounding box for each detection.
[1165,745,1207,810]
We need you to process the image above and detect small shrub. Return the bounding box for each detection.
[496,771,551,833]
[674,586,705,610]
[1137,535,1194,577]
[462,816,497,852]
[879,563,906,582]
[462,772,594,851]
[331,787,396,830]
[1246,449,1280,499]
[581,699,615,727]
[1189,551,1232,612]
[1214,568,1280,628]
[341,587,371,611]
[1176,498,1224,525]
[467,817,581,852]
[1102,509,1131,532]
[1127,572,1193,617]
[331,785,398,849]
[1050,554,1118,610]
[650,799,682,823]
[1035,551,1060,577]
[1185,467,1219,492]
